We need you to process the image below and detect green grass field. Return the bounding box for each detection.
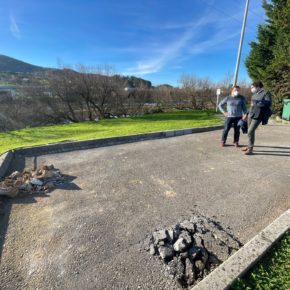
[231,231,290,290]
[0,110,222,154]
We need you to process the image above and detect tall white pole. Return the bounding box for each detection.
[233,0,250,86]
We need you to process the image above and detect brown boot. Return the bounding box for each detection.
[244,148,253,155]
[241,147,248,151]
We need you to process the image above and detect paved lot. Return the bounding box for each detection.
[0,124,289,289]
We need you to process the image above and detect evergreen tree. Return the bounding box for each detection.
[245,0,290,114]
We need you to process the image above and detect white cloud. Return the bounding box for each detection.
[125,16,214,75]
[123,4,258,77]
[190,30,240,55]
[146,21,203,31]
[10,13,21,39]
[118,1,265,79]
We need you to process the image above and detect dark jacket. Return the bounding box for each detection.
[237,119,248,134]
[249,89,272,124]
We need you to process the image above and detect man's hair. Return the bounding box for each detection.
[232,85,240,90]
[251,81,264,88]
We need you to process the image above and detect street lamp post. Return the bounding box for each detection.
[233,0,250,86]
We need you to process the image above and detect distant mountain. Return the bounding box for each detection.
[0,55,46,73]
[155,84,174,89]
[126,76,151,88]
[0,55,153,88]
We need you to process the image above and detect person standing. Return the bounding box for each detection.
[242,81,272,155]
[218,86,247,147]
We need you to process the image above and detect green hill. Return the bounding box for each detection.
[0,55,152,88]
[0,55,46,73]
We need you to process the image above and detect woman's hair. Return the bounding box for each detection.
[251,81,264,88]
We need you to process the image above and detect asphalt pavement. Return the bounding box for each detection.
[0,124,289,289]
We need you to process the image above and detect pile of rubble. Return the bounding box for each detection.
[146,215,242,288]
[0,165,64,198]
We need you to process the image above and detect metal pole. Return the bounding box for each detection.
[216,94,218,112]
[233,0,250,86]
[216,88,221,112]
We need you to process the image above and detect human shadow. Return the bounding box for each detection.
[253,152,290,157]
[254,150,290,154]
[233,145,290,156]
[254,145,290,150]
[252,145,290,157]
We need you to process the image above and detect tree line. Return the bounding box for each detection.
[1,1,288,132]
[245,0,289,113]
[0,67,251,131]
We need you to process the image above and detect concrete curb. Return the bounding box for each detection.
[0,125,223,178]
[191,208,290,290]
[0,151,14,179]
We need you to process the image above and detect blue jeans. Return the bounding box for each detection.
[222,117,241,143]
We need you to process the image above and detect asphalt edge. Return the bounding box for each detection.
[0,125,223,178]
[191,208,290,290]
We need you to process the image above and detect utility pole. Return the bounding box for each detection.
[233,0,250,86]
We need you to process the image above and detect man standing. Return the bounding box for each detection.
[218,85,247,147]
[242,81,272,155]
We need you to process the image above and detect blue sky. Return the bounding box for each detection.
[0,0,266,86]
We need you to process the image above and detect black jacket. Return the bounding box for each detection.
[249,89,272,124]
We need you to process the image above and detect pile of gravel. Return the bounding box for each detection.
[145,214,242,288]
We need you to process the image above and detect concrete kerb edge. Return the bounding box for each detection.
[191,208,290,290]
[0,125,223,178]
[0,151,14,179]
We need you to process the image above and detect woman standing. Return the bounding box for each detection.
[218,86,247,147]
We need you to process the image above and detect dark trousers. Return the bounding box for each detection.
[247,117,262,148]
[221,117,241,143]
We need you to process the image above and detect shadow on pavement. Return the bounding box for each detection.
[255,145,290,150]
[254,152,290,157]
[253,145,290,157]
[255,150,290,154]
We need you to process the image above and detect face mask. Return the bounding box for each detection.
[251,87,257,94]
[233,91,239,97]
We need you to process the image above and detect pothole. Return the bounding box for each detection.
[143,214,242,288]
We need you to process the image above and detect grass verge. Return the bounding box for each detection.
[231,231,290,290]
[0,110,222,154]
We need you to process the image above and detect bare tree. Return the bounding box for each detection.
[179,74,215,109]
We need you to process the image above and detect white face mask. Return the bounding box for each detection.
[251,87,257,94]
[233,91,239,97]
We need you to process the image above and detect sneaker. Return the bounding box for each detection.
[244,148,253,155]
[221,141,225,147]
[234,142,240,148]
